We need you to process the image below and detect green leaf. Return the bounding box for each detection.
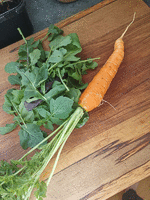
[31,39,40,48]
[34,65,48,87]
[5,62,19,73]
[50,96,73,119]
[8,74,21,85]
[48,49,63,63]
[65,54,80,62]
[49,35,72,50]
[69,33,82,50]
[44,85,66,101]
[0,122,18,135]
[18,128,29,150]
[35,107,50,118]
[72,71,82,81]
[49,116,63,126]
[52,80,62,88]
[59,47,67,55]
[27,37,34,45]
[18,124,46,149]
[41,82,46,94]
[44,121,54,131]
[24,84,45,101]
[2,89,15,114]
[65,88,81,103]
[68,77,88,90]
[29,49,41,65]
[18,43,34,61]
[11,89,24,105]
[18,65,48,88]
[64,33,82,55]
[19,102,34,123]
[34,181,47,199]
[17,69,32,86]
[83,60,98,71]
[37,41,46,61]
[48,24,63,41]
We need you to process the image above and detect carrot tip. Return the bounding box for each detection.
[120,12,136,39]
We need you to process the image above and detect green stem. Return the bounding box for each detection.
[32,107,83,191]
[46,107,84,185]
[23,130,65,199]
[17,28,27,44]
[41,33,49,42]
[31,127,65,178]
[29,107,83,197]
[70,57,100,66]
[0,181,5,187]
[48,57,100,73]
[13,165,26,175]
[17,28,30,67]
[48,62,58,72]
[46,49,52,64]
[31,126,66,179]
[57,68,69,91]
[10,100,27,128]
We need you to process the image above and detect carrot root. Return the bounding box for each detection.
[98,99,116,110]
[120,12,136,39]
[78,13,136,112]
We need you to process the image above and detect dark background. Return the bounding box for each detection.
[24,0,105,34]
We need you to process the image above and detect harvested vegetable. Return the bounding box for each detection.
[79,12,136,111]
[0,13,135,200]
[0,25,99,149]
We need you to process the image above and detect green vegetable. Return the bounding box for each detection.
[0,107,84,200]
[0,24,100,199]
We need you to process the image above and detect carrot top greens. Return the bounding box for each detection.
[0,25,99,199]
[0,24,99,149]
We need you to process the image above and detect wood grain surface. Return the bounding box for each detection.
[0,0,150,200]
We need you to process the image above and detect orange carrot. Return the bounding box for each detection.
[78,13,136,112]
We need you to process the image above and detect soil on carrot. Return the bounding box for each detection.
[0,0,20,14]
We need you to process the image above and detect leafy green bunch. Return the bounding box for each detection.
[0,24,99,199]
[0,25,99,149]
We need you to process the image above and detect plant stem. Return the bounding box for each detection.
[31,107,83,191]
[46,107,84,185]
[17,28,27,44]
[11,165,26,177]
[57,68,69,91]
[46,49,52,64]
[41,33,49,42]
[48,62,58,72]
[69,57,100,66]
[10,100,27,128]
[17,28,30,67]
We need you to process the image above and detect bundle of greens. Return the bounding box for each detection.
[0,25,99,199]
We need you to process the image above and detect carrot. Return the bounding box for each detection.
[78,13,136,112]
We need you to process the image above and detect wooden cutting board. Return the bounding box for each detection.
[0,0,150,199]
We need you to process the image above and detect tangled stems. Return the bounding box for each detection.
[0,107,84,200]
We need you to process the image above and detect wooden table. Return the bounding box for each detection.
[0,0,150,199]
